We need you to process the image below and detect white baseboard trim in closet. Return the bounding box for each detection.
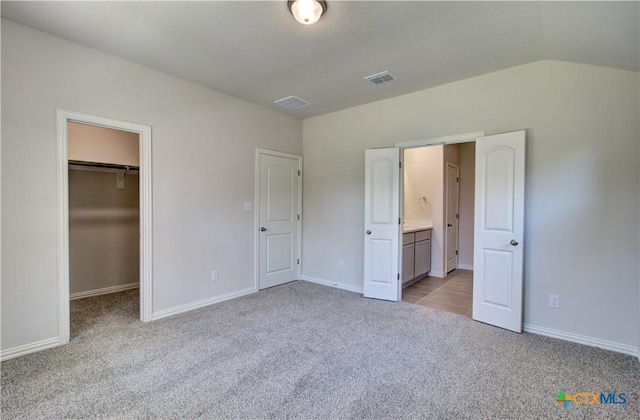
[70,282,140,300]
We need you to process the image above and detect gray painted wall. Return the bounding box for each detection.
[69,170,140,295]
[1,20,302,352]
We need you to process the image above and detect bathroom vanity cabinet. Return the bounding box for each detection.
[402,228,432,286]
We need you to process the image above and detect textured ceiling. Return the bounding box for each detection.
[2,1,639,119]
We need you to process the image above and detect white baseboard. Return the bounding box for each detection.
[301,275,364,294]
[70,282,139,300]
[457,264,474,271]
[523,323,638,357]
[1,337,60,362]
[428,270,446,278]
[151,287,256,321]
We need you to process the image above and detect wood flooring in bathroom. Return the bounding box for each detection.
[402,269,473,317]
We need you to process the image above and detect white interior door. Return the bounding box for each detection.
[364,148,401,301]
[446,162,459,273]
[472,131,525,332]
[258,151,301,290]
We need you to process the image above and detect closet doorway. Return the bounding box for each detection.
[68,122,140,335]
[57,110,153,346]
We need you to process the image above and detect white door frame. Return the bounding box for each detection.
[445,161,460,273]
[254,148,303,291]
[57,109,153,345]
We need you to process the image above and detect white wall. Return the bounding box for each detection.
[458,142,475,269]
[1,20,302,353]
[404,146,444,276]
[302,60,639,351]
[68,122,140,167]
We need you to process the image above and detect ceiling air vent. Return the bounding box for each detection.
[364,71,396,85]
[274,96,311,109]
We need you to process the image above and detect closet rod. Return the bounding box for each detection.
[68,160,139,170]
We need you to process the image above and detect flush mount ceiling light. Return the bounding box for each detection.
[288,0,327,25]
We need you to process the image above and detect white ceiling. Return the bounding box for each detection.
[2,1,638,119]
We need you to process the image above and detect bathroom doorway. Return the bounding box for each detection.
[364,130,525,331]
[400,141,476,317]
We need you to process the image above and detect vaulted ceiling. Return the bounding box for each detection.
[2,1,638,118]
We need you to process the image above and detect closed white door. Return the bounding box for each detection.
[446,162,459,273]
[258,151,301,290]
[364,148,401,301]
[472,131,525,332]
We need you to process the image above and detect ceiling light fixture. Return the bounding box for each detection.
[288,0,327,25]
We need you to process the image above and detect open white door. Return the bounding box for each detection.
[364,148,401,301]
[472,131,525,332]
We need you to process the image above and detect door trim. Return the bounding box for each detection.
[445,161,460,273]
[57,109,153,345]
[396,131,485,149]
[254,148,303,292]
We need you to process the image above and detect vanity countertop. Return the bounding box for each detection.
[402,223,433,233]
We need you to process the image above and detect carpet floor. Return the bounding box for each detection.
[1,281,639,419]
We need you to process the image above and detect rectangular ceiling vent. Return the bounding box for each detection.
[274,96,311,109]
[364,71,396,85]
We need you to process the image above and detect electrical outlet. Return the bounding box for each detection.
[211,270,219,281]
[338,260,344,270]
[549,294,560,309]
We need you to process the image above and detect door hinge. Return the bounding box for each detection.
[456,213,459,219]
[398,218,401,225]
[298,215,300,221]
[456,177,459,182]
[297,259,300,265]
[399,161,402,169]
[455,250,458,256]
[397,273,400,280]
[298,170,301,176]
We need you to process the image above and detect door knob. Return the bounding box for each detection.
[260,227,267,232]
[447,223,453,227]
[366,230,372,235]
[510,239,519,246]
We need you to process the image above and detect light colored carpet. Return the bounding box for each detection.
[1,281,639,419]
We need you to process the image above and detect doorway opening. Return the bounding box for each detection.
[68,122,141,336]
[364,130,525,332]
[57,109,153,346]
[400,141,476,317]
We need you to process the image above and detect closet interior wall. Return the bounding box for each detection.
[68,168,140,297]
